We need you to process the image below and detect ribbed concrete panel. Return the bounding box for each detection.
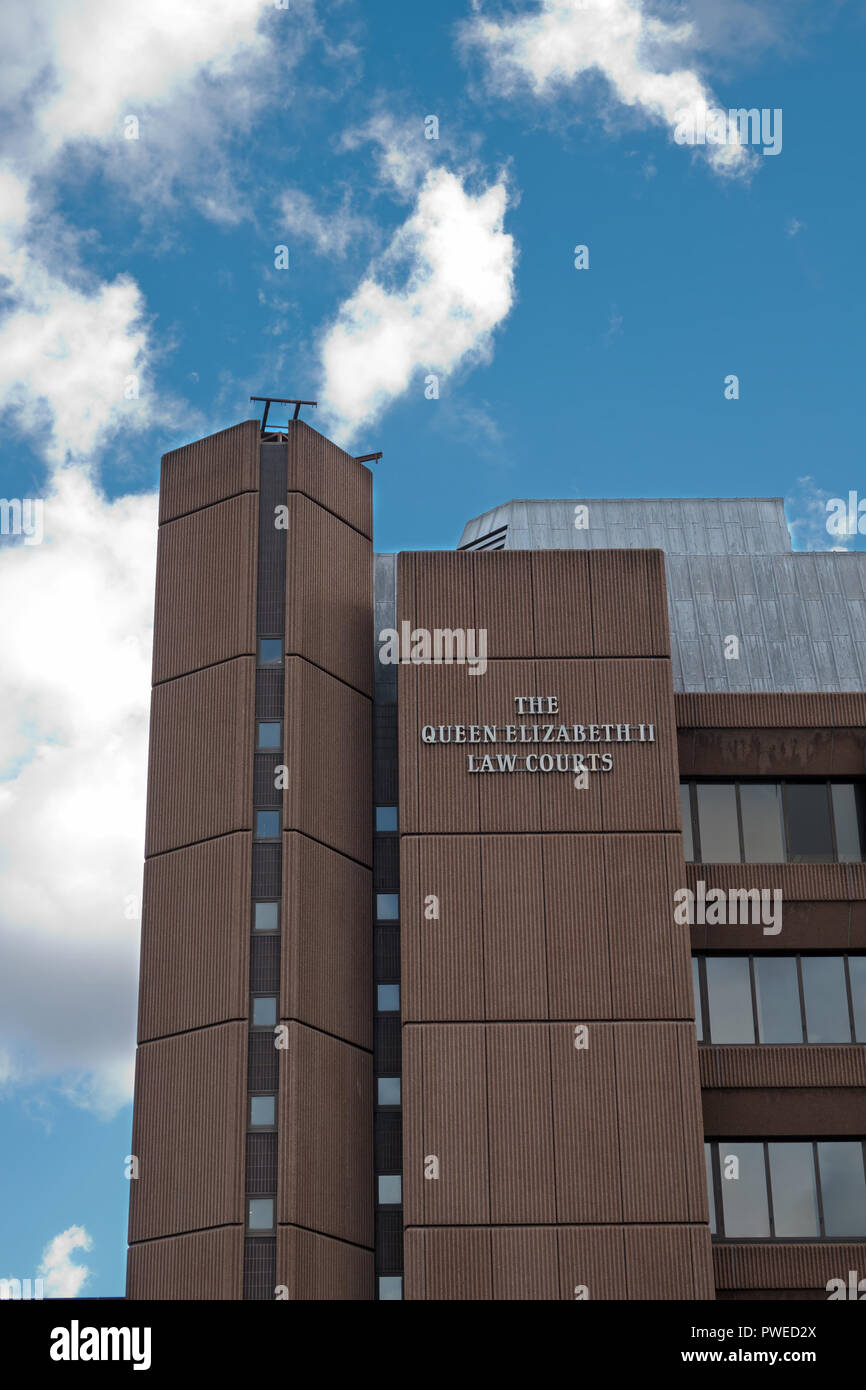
[624,1226,703,1299]
[544,837,611,1017]
[412,1228,493,1300]
[474,550,535,657]
[276,1226,374,1300]
[281,833,372,1050]
[476,660,541,833]
[491,1227,558,1299]
[284,492,373,696]
[283,657,371,866]
[714,1242,866,1291]
[402,1025,490,1225]
[675,692,866,727]
[412,550,476,637]
[287,420,372,538]
[551,1023,621,1222]
[703,1087,866,1135]
[690,1226,717,1300]
[534,661,603,833]
[531,551,592,657]
[402,663,480,834]
[152,494,258,685]
[589,550,670,657]
[486,1024,556,1223]
[159,419,259,524]
[403,1227,426,1300]
[139,834,250,1042]
[556,1226,628,1300]
[676,1023,710,1223]
[278,1023,373,1248]
[699,1044,866,1088]
[604,836,686,1020]
[595,660,680,832]
[402,836,484,1021]
[145,657,254,857]
[685,861,859,901]
[615,1024,694,1223]
[126,1226,244,1299]
[481,838,547,1019]
[129,1022,246,1242]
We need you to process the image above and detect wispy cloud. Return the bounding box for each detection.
[460,0,756,177]
[37,1226,93,1297]
[318,160,516,444]
[786,474,852,552]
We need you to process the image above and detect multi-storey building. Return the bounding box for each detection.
[127,413,866,1301]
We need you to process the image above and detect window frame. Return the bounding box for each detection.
[681,778,864,866]
[694,953,863,1046]
[706,1138,866,1242]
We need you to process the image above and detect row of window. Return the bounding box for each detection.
[249,894,399,932]
[681,779,864,864]
[705,1140,866,1240]
[692,954,866,1045]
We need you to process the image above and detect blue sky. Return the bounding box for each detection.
[1,0,864,1296]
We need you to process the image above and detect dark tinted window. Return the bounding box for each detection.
[785,783,833,863]
[680,784,694,861]
[818,1142,866,1237]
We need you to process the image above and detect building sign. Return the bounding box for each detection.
[419,695,656,775]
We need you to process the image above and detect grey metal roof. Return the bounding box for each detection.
[453,498,866,694]
[458,498,793,556]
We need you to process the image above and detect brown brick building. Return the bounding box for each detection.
[127,416,866,1300]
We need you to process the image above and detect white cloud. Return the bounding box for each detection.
[0,467,156,1115]
[37,1226,93,1297]
[461,0,754,177]
[0,0,279,165]
[0,170,166,465]
[318,166,515,443]
[786,475,851,553]
[280,188,373,259]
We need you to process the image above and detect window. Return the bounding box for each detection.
[249,1095,275,1128]
[705,956,755,1044]
[377,984,400,1012]
[377,1175,402,1205]
[818,1141,866,1236]
[376,806,398,833]
[254,901,279,933]
[706,1140,866,1240]
[692,958,704,1041]
[257,721,281,750]
[681,780,864,864]
[801,956,850,1044]
[247,1197,274,1231]
[754,956,801,1044]
[255,810,280,839]
[376,893,399,921]
[251,995,277,1028]
[694,955,865,1045]
[258,638,282,666]
[378,1276,403,1301]
[377,1076,401,1106]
